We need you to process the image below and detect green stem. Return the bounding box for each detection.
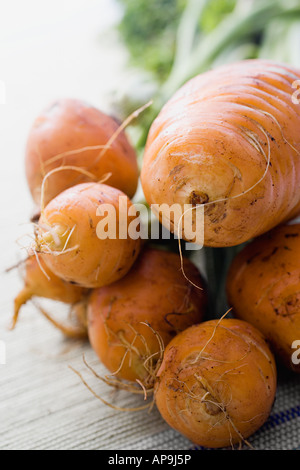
[171,0,210,75]
[161,0,300,101]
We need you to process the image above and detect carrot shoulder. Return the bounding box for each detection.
[141,59,300,247]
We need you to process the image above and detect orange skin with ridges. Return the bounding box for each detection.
[38,183,141,288]
[87,248,207,385]
[227,223,300,372]
[25,99,139,206]
[154,319,276,448]
[141,60,300,247]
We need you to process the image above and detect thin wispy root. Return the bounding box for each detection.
[69,364,152,413]
[42,100,153,169]
[103,319,165,392]
[189,308,232,365]
[4,258,28,274]
[169,371,254,450]
[11,288,31,330]
[194,374,254,450]
[40,165,98,212]
[95,100,153,164]
[82,354,153,397]
[69,321,166,412]
[32,300,87,339]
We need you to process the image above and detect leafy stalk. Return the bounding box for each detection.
[171,0,210,75]
[162,0,300,101]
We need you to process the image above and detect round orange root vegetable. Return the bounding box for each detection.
[87,248,207,388]
[141,59,300,247]
[35,182,141,288]
[25,99,139,206]
[13,254,88,335]
[154,319,276,449]
[227,223,300,373]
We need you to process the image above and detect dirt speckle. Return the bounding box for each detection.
[189,191,209,206]
[169,165,184,177]
[262,247,278,262]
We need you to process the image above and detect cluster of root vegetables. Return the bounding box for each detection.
[13,59,300,449]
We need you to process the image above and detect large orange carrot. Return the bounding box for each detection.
[141,60,300,247]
